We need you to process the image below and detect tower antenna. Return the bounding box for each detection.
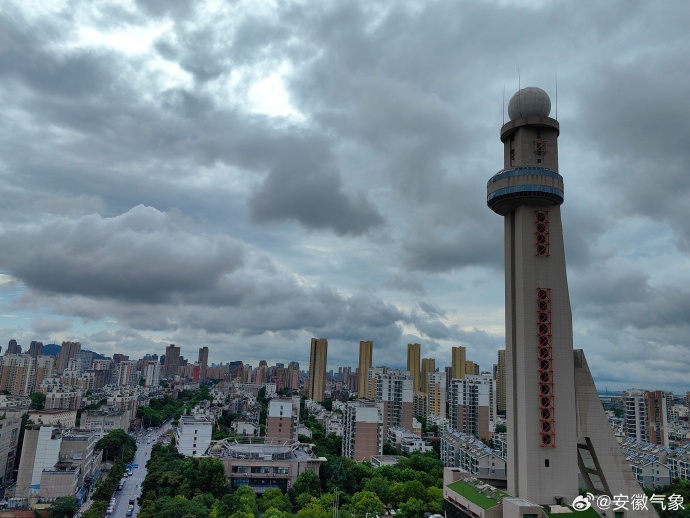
[502,84,505,125]
[518,67,521,116]
[555,70,558,119]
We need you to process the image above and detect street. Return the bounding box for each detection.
[108,420,173,518]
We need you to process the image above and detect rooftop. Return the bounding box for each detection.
[447,479,507,510]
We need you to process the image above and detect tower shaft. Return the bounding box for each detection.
[504,205,577,503]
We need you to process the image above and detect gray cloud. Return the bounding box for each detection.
[0,206,244,303]
[0,0,689,389]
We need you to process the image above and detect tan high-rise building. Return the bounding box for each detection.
[428,372,447,419]
[451,346,466,380]
[496,349,506,415]
[406,343,421,393]
[420,358,435,393]
[198,346,209,381]
[357,341,373,398]
[307,338,328,403]
[465,361,478,376]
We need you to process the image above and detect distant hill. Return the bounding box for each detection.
[39,343,105,359]
[42,343,61,356]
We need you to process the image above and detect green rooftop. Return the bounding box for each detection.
[447,479,507,510]
[542,505,600,518]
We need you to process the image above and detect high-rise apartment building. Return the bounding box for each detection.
[6,340,21,355]
[496,349,506,415]
[373,369,414,437]
[420,357,435,394]
[28,341,43,359]
[0,354,36,395]
[487,86,654,511]
[55,341,81,374]
[143,360,161,387]
[198,346,209,381]
[428,371,447,419]
[116,360,138,387]
[450,346,466,380]
[406,343,421,393]
[35,356,54,388]
[624,389,669,446]
[465,361,478,376]
[307,338,328,403]
[357,341,373,398]
[449,374,495,441]
[342,399,383,462]
[164,344,181,379]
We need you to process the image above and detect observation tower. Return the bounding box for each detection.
[488,87,658,515]
[488,86,577,504]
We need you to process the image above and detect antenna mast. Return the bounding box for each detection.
[518,67,521,116]
[555,71,558,119]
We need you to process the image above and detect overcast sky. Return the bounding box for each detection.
[1,0,688,392]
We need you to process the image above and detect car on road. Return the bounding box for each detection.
[129,498,135,505]
[126,505,134,516]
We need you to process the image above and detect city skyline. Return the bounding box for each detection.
[1,1,689,392]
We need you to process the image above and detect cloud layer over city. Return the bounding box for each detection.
[1,0,688,391]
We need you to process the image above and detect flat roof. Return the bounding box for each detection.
[447,480,506,510]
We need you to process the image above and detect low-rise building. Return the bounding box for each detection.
[176,415,213,457]
[441,431,506,481]
[27,409,78,429]
[42,388,82,411]
[15,426,63,499]
[209,438,326,493]
[265,396,300,441]
[79,409,129,439]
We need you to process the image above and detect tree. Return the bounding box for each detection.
[29,392,46,410]
[290,470,321,504]
[260,488,292,513]
[196,457,229,498]
[350,491,385,518]
[296,499,329,518]
[159,495,210,517]
[49,496,78,518]
[403,479,427,501]
[82,500,108,518]
[363,477,391,507]
[96,428,136,462]
[495,423,507,433]
[229,486,258,517]
[398,497,427,518]
[263,508,291,518]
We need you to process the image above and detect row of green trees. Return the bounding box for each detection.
[137,386,213,428]
[84,429,138,518]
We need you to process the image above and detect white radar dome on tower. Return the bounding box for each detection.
[507,86,551,121]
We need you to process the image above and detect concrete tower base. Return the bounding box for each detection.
[574,349,659,518]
